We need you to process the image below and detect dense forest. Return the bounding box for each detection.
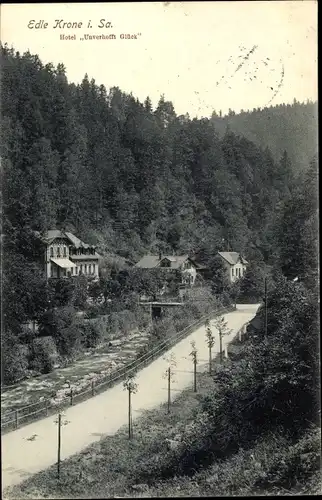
[0,43,318,384]
[211,100,318,174]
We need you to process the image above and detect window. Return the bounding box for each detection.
[71,267,73,275]
[93,264,95,274]
[85,264,87,274]
[238,268,241,277]
[89,264,92,274]
[51,266,54,277]
[232,268,234,276]
[80,264,83,274]
[63,247,67,257]
[50,247,54,257]
[57,247,61,257]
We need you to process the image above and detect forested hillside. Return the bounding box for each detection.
[211,100,318,174]
[1,43,307,269]
[0,44,318,383]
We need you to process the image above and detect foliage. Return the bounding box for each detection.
[28,339,54,374]
[277,157,318,292]
[238,262,265,303]
[78,321,101,348]
[1,330,29,384]
[38,306,80,356]
[208,255,230,296]
[205,319,215,348]
[211,101,318,174]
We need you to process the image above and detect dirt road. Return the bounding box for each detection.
[1,304,259,491]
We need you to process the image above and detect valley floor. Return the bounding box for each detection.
[2,305,258,493]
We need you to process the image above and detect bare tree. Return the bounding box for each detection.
[189,340,198,392]
[162,352,177,413]
[205,319,215,374]
[213,315,232,363]
[123,373,138,439]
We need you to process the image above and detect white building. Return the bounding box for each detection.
[217,251,248,283]
[40,230,100,279]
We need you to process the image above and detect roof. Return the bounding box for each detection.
[64,231,90,249]
[135,254,194,270]
[41,230,93,249]
[218,251,248,266]
[70,254,100,261]
[51,258,76,269]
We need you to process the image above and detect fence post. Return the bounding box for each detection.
[238,328,242,342]
[70,389,73,406]
[224,345,228,359]
[91,380,95,396]
[15,409,19,429]
[45,399,49,416]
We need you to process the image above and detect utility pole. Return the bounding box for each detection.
[57,413,61,479]
[264,276,268,338]
[128,386,132,439]
[55,413,69,479]
[167,367,171,413]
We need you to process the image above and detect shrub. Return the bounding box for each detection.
[79,321,101,348]
[28,338,55,374]
[2,337,28,384]
[38,306,81,356]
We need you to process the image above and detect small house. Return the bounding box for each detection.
[135,253,199,286]
[217,251,248,283]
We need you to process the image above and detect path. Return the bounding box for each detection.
[1,304,259,491]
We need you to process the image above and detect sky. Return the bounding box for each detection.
[1,1,318,118]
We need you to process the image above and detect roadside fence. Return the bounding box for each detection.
[1,305,236,433]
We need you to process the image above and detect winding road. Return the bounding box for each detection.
[1,304,259,491]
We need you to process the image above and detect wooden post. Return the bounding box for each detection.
[57,413,61,479]
[128,388,132,440]
[209,346,212,375]
[224,345,228,359]
[193,358,197,393]
[70,389,73,406]
[167,367,171,413]
[91,381,95,396]
[15,410,18,429]
[238,329,242,342]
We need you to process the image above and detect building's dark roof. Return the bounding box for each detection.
[40,230,100,258]
[41,230,93,249]
[65,231,90,249]
[247,315,262,331]
[218,251,248,266]
[135,254,196,270]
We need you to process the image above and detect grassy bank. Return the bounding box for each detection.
[5,334,320,499]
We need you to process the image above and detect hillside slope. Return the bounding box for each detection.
[211,100,318,174]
